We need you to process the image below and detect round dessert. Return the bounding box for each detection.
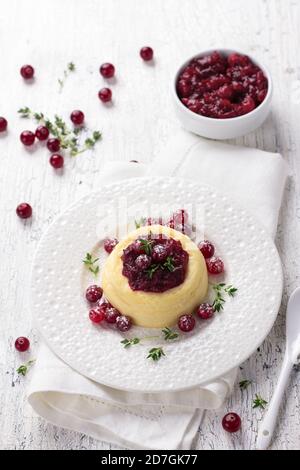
[177,51,268,119]
[102,225,208,328]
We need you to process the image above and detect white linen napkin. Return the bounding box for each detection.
[27,130,288,450]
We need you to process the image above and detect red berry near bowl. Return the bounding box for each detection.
[198,240,215,259]
[116,315,132,332]
[49,154,64,169]
[85,285,103,303]
[140,46,153,61]
[197,303,214,320]
[105,307,121,324]
[98,88,112,103]
[16,203,32,219]
[100,63,115,79]
[70,110,85,125]
[20,130,35,146]
[89,307,105,324]
[0,117,8,132]
[35,125,49,141]
[104,238,119,254]
[222,412,241,433]
[47,138,60,153]
[20,64,34,79]
[178,314,196,332]
[206,256,224,275]
[15,336,30,352]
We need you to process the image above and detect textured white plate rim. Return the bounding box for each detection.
[31,176,283,393]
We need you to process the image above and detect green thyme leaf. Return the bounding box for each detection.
[163,256,175,272]
[147,347,165,361]
[58,62,76,90]
[16,359,36,376]
[146,264,159,279]
[239,379,252,390]
[252,394,268,409]
[162,327,179,341]
[121,338,140,348]
[135,218,146,229]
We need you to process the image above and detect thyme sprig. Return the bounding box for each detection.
[252,394,268,409]
[147,347,165,361]
[17,359,36,376]
[212,283,238,312]
[58,62,76,91]
[82,252,99,277]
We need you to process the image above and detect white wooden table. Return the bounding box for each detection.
[0,0,299,450]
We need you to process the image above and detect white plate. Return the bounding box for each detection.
[31,177,283,392]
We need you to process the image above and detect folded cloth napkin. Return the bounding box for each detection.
[28,130,288,450]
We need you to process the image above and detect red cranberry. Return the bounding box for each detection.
[47,138,60,152]
[206,256,224,275]
[197,303,214,320]
[15,336,30,352]
[177,79,192,98]
[89,307,105,324]
[100,63,115,79]
[70,110,84,125]
[135,254,152,270]
[85,285,103,303]
[178,314,196,332]
[140,46,153,61]
[98,87,112,102]
[116,315,132,332]
[105,307,121,324]
[16,203,32,219]
[152,244,168,262]
[20,64,34,79]
[50,154,64,169]
[35,125,49,141]
[20,130,35,146]
[198,240,215,259]
[227,53,249,67]
[132,239,145,254]
[222,413,241,433]
[104,238,119,254]
[0,117,7,132]
[96,299,112,310]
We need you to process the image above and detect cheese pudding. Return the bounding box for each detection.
[102,225,208,328]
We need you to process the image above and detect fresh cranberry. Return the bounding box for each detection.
[104,238,119,254]
[89,307,105,324]
[152,244,169,263]
[20,130,35,146]
[100,63,115,78]
[222,413,241,433]
[49,154,64,169]
[105,307,121,324]
[35,125,49,141]
[197,303,214,320]
[135,254,152,270]
[116,315,132,332]
[178,314,196,332]
[85,285,103,303]
[198,240,215,259]
[47,138,60,152]
[20,64,34,79]
[15,336,30,352]
[206,256,224,275]
[16,203,32,219]
[98,87,112,102]
[0,117,7,132]
[70,110,84,125]
[140,46,153,61]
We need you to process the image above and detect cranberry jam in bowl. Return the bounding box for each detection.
[173,49,272,139]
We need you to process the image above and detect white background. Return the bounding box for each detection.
[0,0,299,450]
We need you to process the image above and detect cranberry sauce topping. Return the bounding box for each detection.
[177,51,268,119]
[122,236,189,293]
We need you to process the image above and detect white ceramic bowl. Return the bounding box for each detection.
[173,48,273,140]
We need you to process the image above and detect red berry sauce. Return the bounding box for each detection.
[177,51,268,118]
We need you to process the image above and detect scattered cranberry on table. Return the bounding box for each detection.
[198,240,215,259]
[49,154,64,169]
[197,303,214,320]
[89,307,105,324]
[85,285,103,303]
[104,307,121,324]
[98,87,112,103]
[100,63,115,79]
[140,46,154,61]
[70,110,85,125]
[104,237,119,254]
[47,137,60,153]
[20,64,34,80]
[16,203,32,219]
[178,314,196,332]
[0,117,8,132]
[35,125,49,141]
[206,256,224,275]
[15,336,30,352]
[20,130,35,146]
[116,315,132,332]
[222,412,241,433]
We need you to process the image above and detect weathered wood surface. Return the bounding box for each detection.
[0,0,299,450]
